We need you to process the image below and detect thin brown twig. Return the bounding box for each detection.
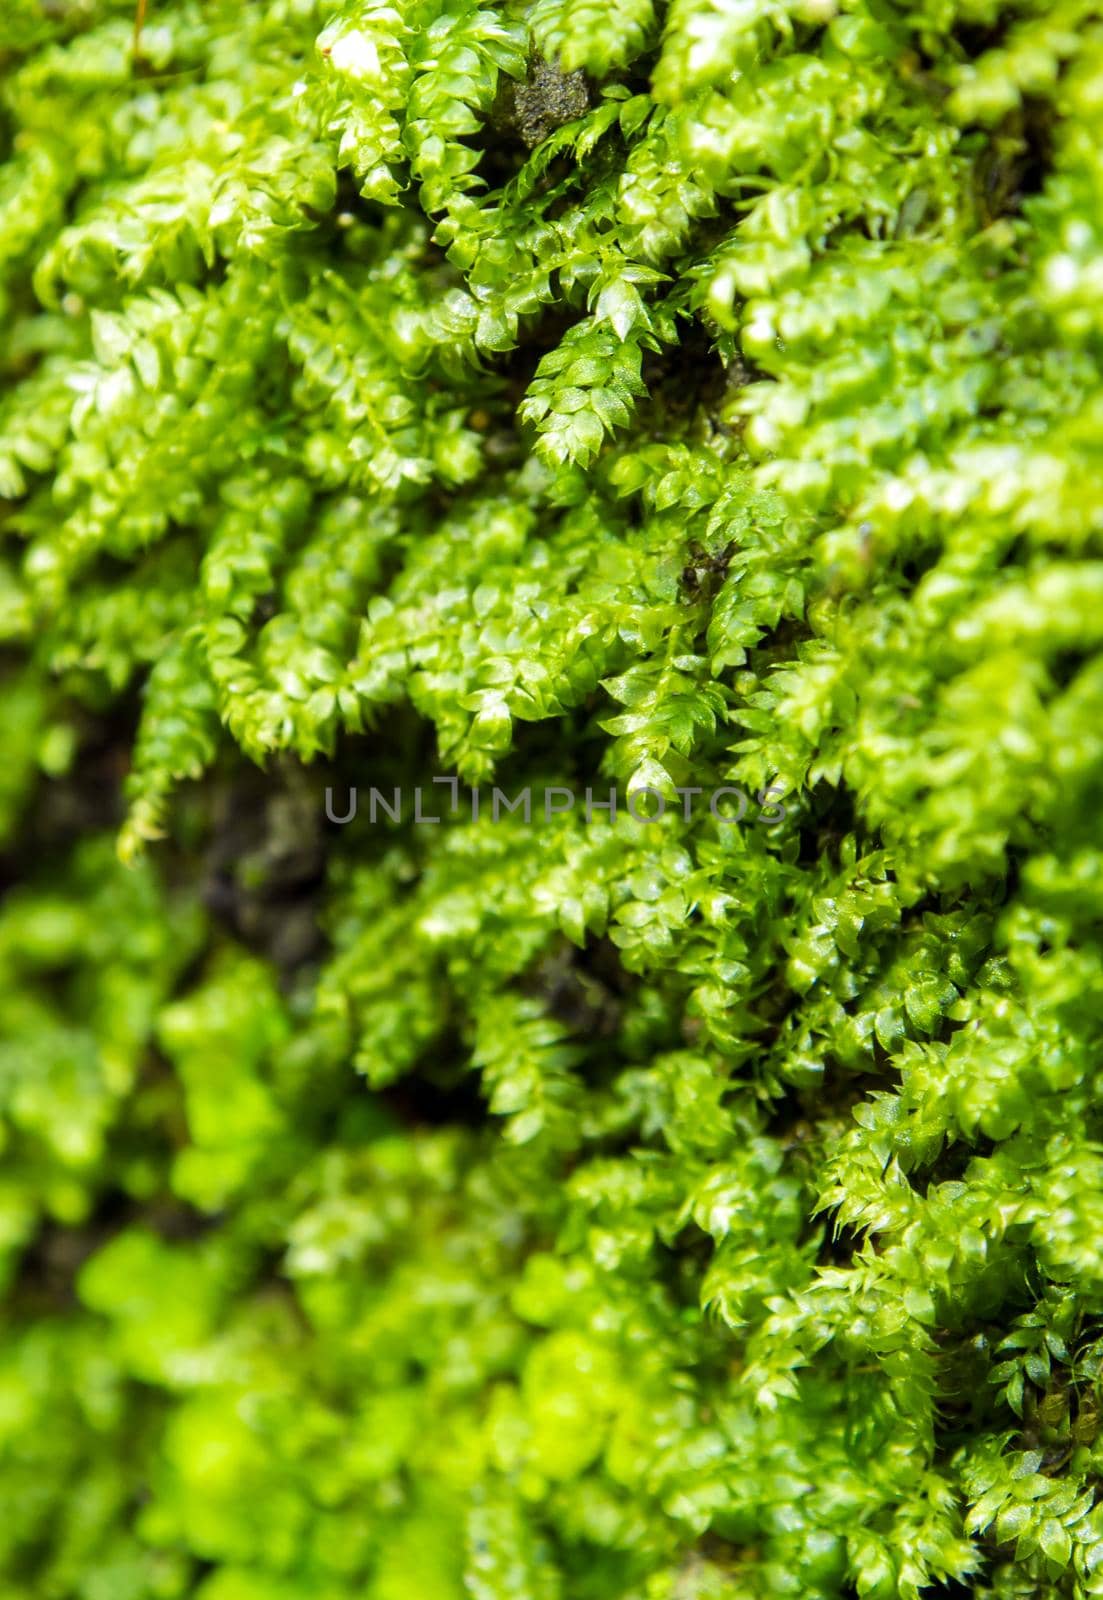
[132,0,149,67]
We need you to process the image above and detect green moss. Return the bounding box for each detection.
[2,0,1103,1595]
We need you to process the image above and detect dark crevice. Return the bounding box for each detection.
[792,782,859,870]
[499,303,588,409]
[814,1218,868,1269]
[973,99,1057,225]
[0,695,137,900]
[653,1229,716,1307]
[908,1133,998,1196]
[379,1023,489,1130]
[523,936,627,1040]
[197,755,329,979]
[10,1186,216,1316]
[638,317,735,438]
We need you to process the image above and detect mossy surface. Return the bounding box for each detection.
[2,1,1103,1596]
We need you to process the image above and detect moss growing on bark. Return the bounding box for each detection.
[2,1,1103,1597]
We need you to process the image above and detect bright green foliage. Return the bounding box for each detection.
[3,0,1103,1597]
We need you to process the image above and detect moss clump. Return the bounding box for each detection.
[2,1,1103,1597]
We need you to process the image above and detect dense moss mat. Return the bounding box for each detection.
[2,0,1103,1595]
